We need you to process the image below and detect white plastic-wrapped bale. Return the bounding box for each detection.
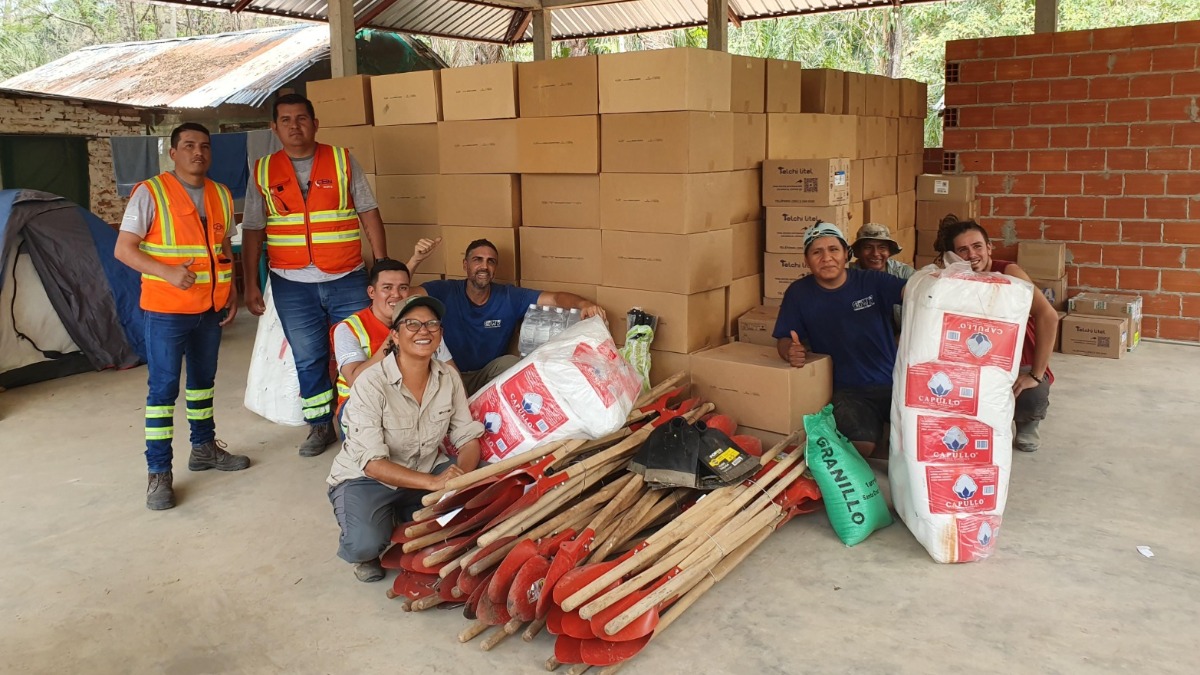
[469,316,642,462]
[243,280,306,426]
[889,260,1034,563]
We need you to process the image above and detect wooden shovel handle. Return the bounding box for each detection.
[458,620,489,643]
[477,463,628,549]
[635,371,686,408]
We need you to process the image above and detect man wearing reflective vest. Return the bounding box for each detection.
[115,123,251,511]
[242,93,389,458]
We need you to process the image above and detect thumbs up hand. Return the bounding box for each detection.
[413,237,442,263]
[787,330,807,368]
[166,257,198,290]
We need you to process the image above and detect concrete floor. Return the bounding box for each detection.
[1,318,1198,675]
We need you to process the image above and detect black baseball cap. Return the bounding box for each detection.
[390,295,445,328]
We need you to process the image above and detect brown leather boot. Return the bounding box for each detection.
[146,472,175,510]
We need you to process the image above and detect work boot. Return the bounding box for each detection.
[354,558,385,583]
[146,472,175,511]
[189,439,250,472]
[299,421,338,457]
[1015,419,1041,453]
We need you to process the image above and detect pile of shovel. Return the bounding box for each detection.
[382,372,824,673]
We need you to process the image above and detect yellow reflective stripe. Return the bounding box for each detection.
[145,427,174,440]
[216,183,234,230]
[302,390,334,407]
[139,242,209,257]
[256,157,280,218]
[303,405,332,420]
[146,406,174,418]
[145,176,175,245]
[142,272,212,283]
[186,408,214,421]
[216,270,233,282]
[265,215,305,226]
[336,382,351,398]
[186,388,214,401]
[332,146,350,212]
[266,234,308,247]
[344,315,372,353]
[311,230,360,244]
[308,210,358,222]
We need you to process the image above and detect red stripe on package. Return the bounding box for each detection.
[938,313,1022,370]
[469,385,524,460]
[925,465,999,514]
[916,415,994,464]
[499,364,569,441]
[955,515,1002,562]
[904,362,981,416]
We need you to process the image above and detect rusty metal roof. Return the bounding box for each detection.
[0,25,330,109]
[144,0,950,45]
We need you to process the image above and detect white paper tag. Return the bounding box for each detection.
[1136,545,1155,558]
[436,507,463,527]
[436,489,456,503]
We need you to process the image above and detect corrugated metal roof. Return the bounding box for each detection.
[0,25,329,109]
[147,0,950,45]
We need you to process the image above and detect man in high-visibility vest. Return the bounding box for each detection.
[242,93,389,458]
[115,123,250,511]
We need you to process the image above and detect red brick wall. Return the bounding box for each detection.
[943,20,1200,342]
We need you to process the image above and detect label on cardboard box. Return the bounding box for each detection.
[1060,315,1127,359]
[904,362,981,416]
[926,465,999,514]
[762,159,851,207]
[938,313,1022,370]
[916,415,994,464]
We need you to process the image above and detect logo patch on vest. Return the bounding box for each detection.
[314,178,334,189]
[484,320,502,328]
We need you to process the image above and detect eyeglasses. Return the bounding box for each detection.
[396,318,443,333]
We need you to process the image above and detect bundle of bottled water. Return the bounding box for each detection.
[518,305,583,356]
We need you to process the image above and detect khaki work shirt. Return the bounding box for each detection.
[327,356,484,488]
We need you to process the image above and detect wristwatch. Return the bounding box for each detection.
[1029,373,1044,383]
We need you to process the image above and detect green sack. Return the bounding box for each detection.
[619,325,654,393]
[804,404,892,546]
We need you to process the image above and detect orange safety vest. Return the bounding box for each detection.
[252,144,362,274]
[332,307,392,418]
[137,172,234,314]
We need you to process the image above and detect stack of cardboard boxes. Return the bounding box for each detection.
[913,174,979,267]
[1061,292,1143,359]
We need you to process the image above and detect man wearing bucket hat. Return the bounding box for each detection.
[851,222,916,280]
[772,222,908,460]
[326,295,485,582]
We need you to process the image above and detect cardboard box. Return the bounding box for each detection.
[521,279,598,304]
[308,75,372,127]
[436,174,520,227]
[899,118,925,155]
[601,112,733,173]
[726,274,761,337]
[382,224,444,274]
[893,227,916,263]
[897,153,922,194]
[598,48,732,113]
[916,199,978,231]
[441,226,518,282]
[734,425,790,449]
[373,124,439,175]
[438,120,519,174]
[364,173,376,198]
[842,72,867,115]
[916,174,977,202]
[411,273,443,286]
[848,160,864,203]
[882,77,902,118]
[732,113,767,170]
[648,349,696,388]
[1068,292,1143,350]
[765,206,850,254]
[801,69,845,114]
[597,286,727,354]
[765,59,803,113]
[914,254,938,268]
[762,159,850,207]
[763,253,810,298]
[1060,315,1127,359]
[519,228,602,284]
[737,304,780,347]
[862,157,897,201]
[855,117,889,160]
[517,116,599,174]
[521,174,600,229]
[601,230,732,294]
[916,230,939,258]
[371,70,440,125]
[884,118,900,156]
[689,343,833,434]
[897,190,916,229]
[729,169,762,224]
[375,175,438,225]
[732,220,763,278]
[762,296,782,307]
[599,173,731,234]
[730,56,766,113]
[766,113,858,160]
[1018,241,1067,279]
[518,56,598,118]
[316,125,375,173]
[900,79,929,118]
[863,75,886,116]
[1055,310,1067,353]
[863,194,899,228]
[1032,274,1068,311]
[440,62,518,121]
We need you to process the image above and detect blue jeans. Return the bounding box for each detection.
[143,310,222,474]
[270,270,368,426]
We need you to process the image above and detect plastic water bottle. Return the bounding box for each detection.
[551,307,567,339]
[534,305,553,348]
[566,308,581,328]
[518,304,539,356]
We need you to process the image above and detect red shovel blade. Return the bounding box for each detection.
[464,475,526,510]
[546,601,566,635]
[379,543,405,570]
[590,569,680,641]
[552,541,649,605]
[463,570,495,621]
[439,566,465,603]
[391,519,437,543]
[536,529,595,617]
[399,549,443,575]
[487,539,538,604]
[579,634,652,667]
[537,529,577,557]
[389,570,440,601]
[560,607,599,639]
[507,554,551,622]
[475,583,512,625]
[554,635,585,665]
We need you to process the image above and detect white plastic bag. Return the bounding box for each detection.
[469,316,642,462]
[243,280,305,426]
[889,258,1033,563]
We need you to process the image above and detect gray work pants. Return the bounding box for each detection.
[328,461,453,564]
[459,354,521,396]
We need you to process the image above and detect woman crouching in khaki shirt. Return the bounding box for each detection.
[326,295,485,583]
